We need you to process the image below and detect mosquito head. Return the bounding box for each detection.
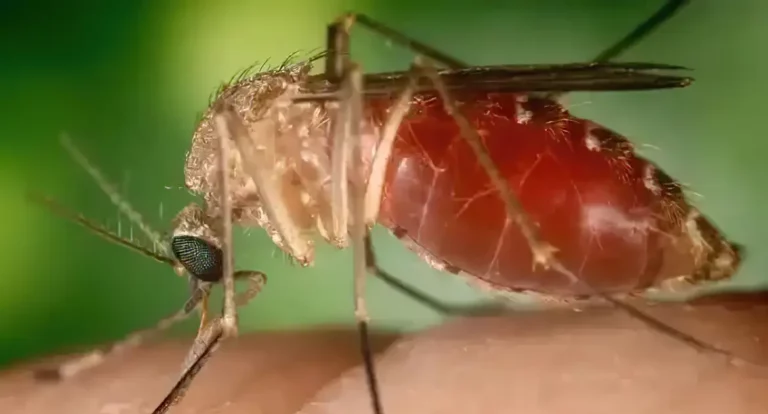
[171,203,224,283]
[170,235,223,283]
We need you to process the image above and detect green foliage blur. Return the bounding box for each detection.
[1,0,766,368]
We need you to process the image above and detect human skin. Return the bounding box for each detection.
[2,291,767,414]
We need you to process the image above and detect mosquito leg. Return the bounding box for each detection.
[353,61,507,317]
[151,271,266,414]
[233,270,268,307]
[153,317,225,414]
[327,30,351,243]
[592,0,689,63]
[196,286,210,335]
[327,15,384,414]
[325,13,349,83]
[362,66,416,226]
[546,0,689,100]
[59,134,169,256]
[211,108,238,339]
[184,272,266,371]
[348,65,385,414]
[364,235,508,317]
[327,13,468,75]
[35,285,209,381]
[413,57,557,271]
[186,271,265,343]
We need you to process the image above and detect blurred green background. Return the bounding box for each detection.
[1,0,766,368]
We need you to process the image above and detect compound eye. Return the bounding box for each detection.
[171,235,223,282]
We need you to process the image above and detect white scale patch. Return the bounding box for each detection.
[584,128,601,151]
[643,164,662,195]
[516,95,532,124]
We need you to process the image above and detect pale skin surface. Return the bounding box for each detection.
[2,291,767,414]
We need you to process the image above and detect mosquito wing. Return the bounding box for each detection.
[303,62,692,96]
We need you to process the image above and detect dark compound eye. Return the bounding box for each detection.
[171,235,223,282]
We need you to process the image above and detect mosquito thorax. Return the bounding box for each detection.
[184,55,369,267]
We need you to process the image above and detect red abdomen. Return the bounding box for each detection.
[368,93,740,296]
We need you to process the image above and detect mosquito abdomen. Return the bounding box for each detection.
[371,92,741,297]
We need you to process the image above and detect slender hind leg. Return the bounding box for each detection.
[212,104,239,339]
[352,57,510,316]
[347,65,385,414]
[592,0,689,63]
[325,16,384,413]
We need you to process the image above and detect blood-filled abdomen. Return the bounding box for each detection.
[368,93,741,296]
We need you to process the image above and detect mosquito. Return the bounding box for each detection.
[29,1,747,413]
